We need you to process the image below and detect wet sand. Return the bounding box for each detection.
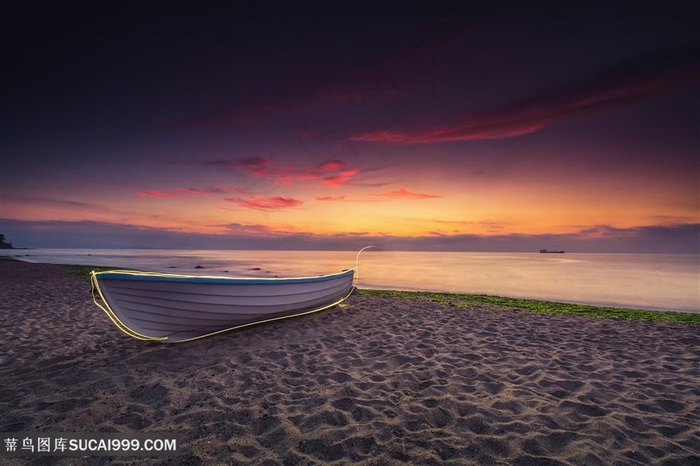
[1,259,698,465]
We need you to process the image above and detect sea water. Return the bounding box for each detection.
[2,249,698,312]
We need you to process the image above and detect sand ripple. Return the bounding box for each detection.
[1,260,699,465]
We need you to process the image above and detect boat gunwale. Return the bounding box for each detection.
[93,268,355,285]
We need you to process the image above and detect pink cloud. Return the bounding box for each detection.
[322,169,360,186]
[226,196,303,211]
[317,160,347,171]
[350,47,699,144]
[206,157,361,186]
[350,116,549,143]
[371,188,442,199]
[313,160,360,185]
[315,195,348,201]
[349,79,668,144]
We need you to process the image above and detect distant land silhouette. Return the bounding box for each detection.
[0,234,14,249]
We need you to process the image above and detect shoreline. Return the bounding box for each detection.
[2,250,698,314]
[4,256,699,322]
[1,259,699,464]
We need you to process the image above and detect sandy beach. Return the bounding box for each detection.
[1,259,698,465]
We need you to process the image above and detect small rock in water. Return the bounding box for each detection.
[250,267,262,271]
[194,265,204,269]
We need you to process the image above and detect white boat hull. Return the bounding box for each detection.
[91,269,355,342]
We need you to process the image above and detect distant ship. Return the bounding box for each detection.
[540,249,565,254]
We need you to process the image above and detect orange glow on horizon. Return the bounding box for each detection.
[4,169,698,241]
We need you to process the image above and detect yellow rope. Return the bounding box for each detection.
[90,271,168,341]
[355,245,375,284]
[90,270,355,343]
[164,286,356,343]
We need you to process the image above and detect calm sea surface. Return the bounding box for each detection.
[2,249,698,312]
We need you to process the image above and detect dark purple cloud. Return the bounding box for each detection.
[137,187,247,198]
[3,219,697,254]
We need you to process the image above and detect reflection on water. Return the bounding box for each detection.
[3,249,698,312]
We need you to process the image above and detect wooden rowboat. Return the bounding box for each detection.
[90,268,355,342]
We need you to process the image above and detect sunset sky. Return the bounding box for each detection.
[2,2,698,252]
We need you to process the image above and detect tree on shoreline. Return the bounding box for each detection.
[0,234,14,249]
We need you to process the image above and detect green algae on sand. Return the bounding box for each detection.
[357,289,700,325]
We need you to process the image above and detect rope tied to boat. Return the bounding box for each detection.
[354,245,375,289]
